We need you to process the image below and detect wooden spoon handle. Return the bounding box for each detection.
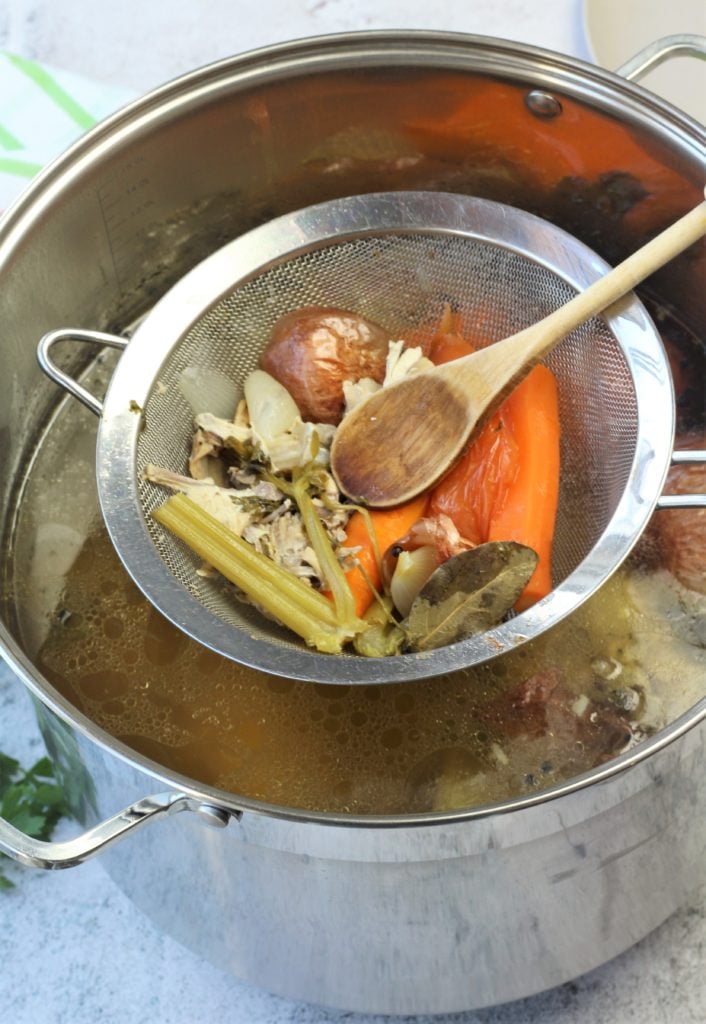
[332,192,706,508]
[522,196,706,360]
[445,194,706,402]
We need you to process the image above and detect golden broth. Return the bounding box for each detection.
[15,517,703,814]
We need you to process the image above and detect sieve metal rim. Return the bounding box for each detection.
[93,191,673,684]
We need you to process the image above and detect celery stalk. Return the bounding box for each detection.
[153,494,353,652]
[155,494,339,624]
[264,465,365,635]
[291,476,363,633]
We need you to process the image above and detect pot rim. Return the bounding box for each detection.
[2,28,705,828]
[1,28,704,248]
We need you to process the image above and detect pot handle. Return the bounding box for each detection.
[616,33,706,83]
[656,450,706,511]
[0,791,232,871]
[37,328,129,417]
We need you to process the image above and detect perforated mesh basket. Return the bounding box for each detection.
[39,193,675,683]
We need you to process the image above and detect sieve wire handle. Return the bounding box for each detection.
[656,450,706,510]
[37,328,129,417]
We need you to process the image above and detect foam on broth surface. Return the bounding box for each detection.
[8,323,705,815]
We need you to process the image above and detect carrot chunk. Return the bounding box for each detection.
[429,411,518,546]
[339,496,429,616]
[486,365,560,610]
[427,312,560,610]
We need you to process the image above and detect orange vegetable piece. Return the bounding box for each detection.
[338,495,429,617]
[427,311,560,610]
[426,304,498,365]
[487,366,560,611]
[429,409,520,548]
[429,315,520,547]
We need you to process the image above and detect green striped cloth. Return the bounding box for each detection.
[0,51,134,212]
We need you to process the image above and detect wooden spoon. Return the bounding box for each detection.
[331,193,706,507]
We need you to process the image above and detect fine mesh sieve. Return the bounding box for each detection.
[37,192,685,684]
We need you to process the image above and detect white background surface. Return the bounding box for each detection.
[1,2,705,1023]
[584,0,706,123]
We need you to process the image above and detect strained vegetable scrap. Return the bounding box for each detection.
[146,306,561,654]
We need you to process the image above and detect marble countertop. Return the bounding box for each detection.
[1,2,705,1022]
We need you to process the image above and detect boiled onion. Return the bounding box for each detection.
[259,306,392,424]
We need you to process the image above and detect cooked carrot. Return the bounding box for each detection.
[427,303,507,366]
[429,323,474,365]
[429,410,520,547]
[339,495,429,616]
[487,365,560,610]
[429,313,518,544]
[426,307,561,610]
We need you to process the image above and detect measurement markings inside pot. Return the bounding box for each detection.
[96,158,159,295]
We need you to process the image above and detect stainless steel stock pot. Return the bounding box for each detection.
[0,32,704,1015]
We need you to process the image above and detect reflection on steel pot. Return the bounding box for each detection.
[0,32,705,1015]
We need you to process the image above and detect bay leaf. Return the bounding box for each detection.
[402,542,539,652]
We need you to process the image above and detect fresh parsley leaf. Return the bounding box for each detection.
[0,753,69,891]
[0,752,20,791]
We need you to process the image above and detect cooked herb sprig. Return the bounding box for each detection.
[265,461,365,637]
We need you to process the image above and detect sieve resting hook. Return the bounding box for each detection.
[37,328,128,416]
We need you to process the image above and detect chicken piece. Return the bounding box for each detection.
[254,511,322,581]
[342,341,433,416]
[194,409,253,457]
[143,465,255,537]
[188,427,227,485]
[263,417,336,472]
[383,340,433,384]
[342,377,381,416]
